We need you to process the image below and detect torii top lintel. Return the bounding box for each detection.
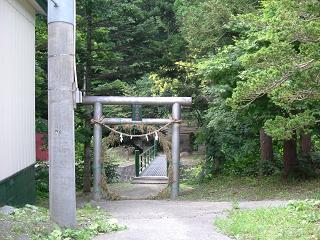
[82,96,192,106]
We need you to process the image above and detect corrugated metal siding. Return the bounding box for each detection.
[0,0,36,181]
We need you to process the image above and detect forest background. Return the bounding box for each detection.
[35,0,320,188]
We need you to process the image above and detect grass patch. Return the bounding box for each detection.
[0,204,125,240]
[179,175,320,201]
[215,200,320,240]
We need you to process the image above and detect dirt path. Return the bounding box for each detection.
[94,200,287,240]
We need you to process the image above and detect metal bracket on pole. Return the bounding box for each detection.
[74,87,83,105]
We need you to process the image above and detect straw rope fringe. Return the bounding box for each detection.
[91,116,182,139]
[92,116,177,196]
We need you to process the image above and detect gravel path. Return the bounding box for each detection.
[94,200,287,240]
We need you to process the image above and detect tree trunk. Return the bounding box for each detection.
[82,0,94,194]
[85,0,93,93]
[260,128,273,161]
[283,138,298,176]
[83,141,91,193]
[300,133,311,158]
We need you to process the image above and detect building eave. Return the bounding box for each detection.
[27,0,47,15]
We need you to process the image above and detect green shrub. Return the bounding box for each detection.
[35,161,49,198]
[104,162,120,183]
[222,156,258,176]
[182,163,212,184]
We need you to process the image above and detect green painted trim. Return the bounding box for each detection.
[135,150,140,177]
[36,0,47,12]
[0,165,36,207]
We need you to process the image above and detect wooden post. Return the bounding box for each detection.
[48,0,77,227]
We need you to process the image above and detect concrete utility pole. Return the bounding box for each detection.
[48,0,77,227]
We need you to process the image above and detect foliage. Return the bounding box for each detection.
[35,142,87,198]
[0,204,125,240]
[76,0,186,88]
[75,142,86,189]
[196,85,264,177]
[35,16,48,119]
[175,0,258,53]
[35,118,48,133]
[173,1,266,176]
[34,0,320,179]
[222,156,281,177]
[174,0,320,177]
[226,0,320,140]
[104,162,120,184]
[35,161,49,199]
[215,200,320,240]
[35,0,191,187]
[264,111,316,141]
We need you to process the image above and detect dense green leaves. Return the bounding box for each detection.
[174,0,320,176]
[225,0,320,141]
[175,0,258,53]
[35,0,320,178]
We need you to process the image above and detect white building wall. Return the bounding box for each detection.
[0,0,36,181]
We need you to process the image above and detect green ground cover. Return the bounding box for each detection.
[178,175,320,201]
[215,200,320,240]
[0,204,125,240]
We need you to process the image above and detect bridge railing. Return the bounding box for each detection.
[135,140,158,177]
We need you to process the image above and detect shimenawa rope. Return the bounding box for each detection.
[91,116,182,140]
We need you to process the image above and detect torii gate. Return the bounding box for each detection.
[82,96,192,201]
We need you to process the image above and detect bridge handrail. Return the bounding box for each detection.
[135,141,158,177]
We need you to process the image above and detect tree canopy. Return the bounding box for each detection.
[35,0,320,178]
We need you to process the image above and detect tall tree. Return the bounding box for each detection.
[225,0,320,174]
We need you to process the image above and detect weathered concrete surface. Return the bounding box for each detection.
[109,183,167,200]
[94,200,287,240]
[116,164,136,181]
